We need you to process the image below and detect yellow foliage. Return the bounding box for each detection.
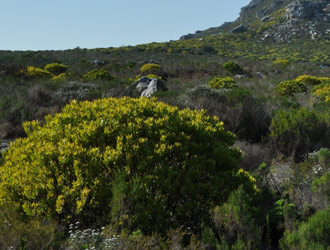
[0,97,245,228]
[140,63,161,74]
[22,66,51,78]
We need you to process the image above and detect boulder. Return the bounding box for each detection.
[141,79,167,98]
[0,142,10,155]
[133,77,167,97]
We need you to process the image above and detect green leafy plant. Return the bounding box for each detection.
[208,76,237,89]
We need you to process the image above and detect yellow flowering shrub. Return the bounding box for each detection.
[208,77,237,89]
[140,63,161,74]
[295,75,322,85]
[312,83,330,102]
[44,63,67,75]
[276,80,307,96]
[273,59,290,66]
[0,97,249,233]
[51,72,71,83]
[22,66,51,79]
[83,69,113,81]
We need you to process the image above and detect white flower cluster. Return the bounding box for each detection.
[66,222,119,250]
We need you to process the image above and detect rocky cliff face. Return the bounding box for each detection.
[261,0,330,41]
[180,0,330,41]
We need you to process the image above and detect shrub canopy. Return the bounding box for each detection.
[83,69,113,81]
[0,97,249,234]
[222,61,243,75]
[208,77,237,89]
[270,108,330,161]
[140,63,161,74]
[44,63,67,75]
[276,80,307,96]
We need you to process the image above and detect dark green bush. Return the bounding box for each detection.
[212,186,262,249]
[270,108,330,161]
[184,87,271,142]
[222,61,244,75]
[280,208,330,250]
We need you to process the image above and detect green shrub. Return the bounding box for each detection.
[0,97,252,235]
[208,77,237,89]
[22,66,51,79]
[185,87,271,142]
[280,208,330,250]
[222,61,244,75]
[212,186,262,249]
[276,80,307,96]
[83,69,113,81]
[270,108,330,161]
[140,63,161,74]
[44,63,67,75]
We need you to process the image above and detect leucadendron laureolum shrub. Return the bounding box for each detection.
[83,69,113,81]
[0,97,254,235]
[21,66,51,79]
[140,63,161,74]
[208,76,237,89]
[276,80,307,97]
[44,63,67,75]
[312,82,330,102]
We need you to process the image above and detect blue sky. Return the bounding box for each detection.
[0,0,250,51]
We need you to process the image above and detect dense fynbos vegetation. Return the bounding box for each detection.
[0,10,330,247]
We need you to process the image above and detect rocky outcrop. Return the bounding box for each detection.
[141,79,167,97]
[124,76,167,97]
[286,1,330,21]
[0,142,10,155]
[179,0,330,41]
[260,0,330,41]
[239,0,284,20]
[231,24,248,33]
